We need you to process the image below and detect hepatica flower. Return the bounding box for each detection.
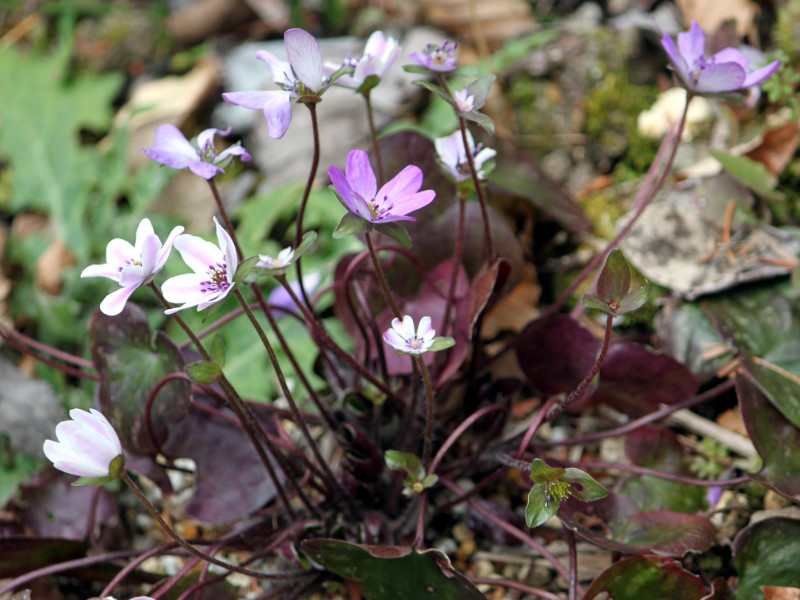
[434,129,496,182]
[81,218,184,316]
[257,246,295,270]
[223,28,328,139]
[661,20,779,94]
[383,315,436,355]
[142,124,251,179]
[453,87,475,113]
[43,409,125,484]
[328,30,400,91]
[410,40,458,72]
[329,149,435,223]
[161,217,238,314]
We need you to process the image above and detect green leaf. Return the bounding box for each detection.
[327,64,355,87]
[733,517,800,599]
[582,294,615,316]
[209,333,226,368]
[525,484,561,528]
[295,230,317,257]
[233,255,259,286]
[333,212,372,239]
[373,222,412,248]
[429,336,456,352]
[356,75,381,95]
[413,79,452,104]
[562,468,608,501]
[711,151,784,201]
[403,64,437,75]
[529,458,566,484]
[385,450,425,480]
[186,361,223,384]
[465,74,496,109]
[302,539,486,600]
[584,556,707,600]
[597,249,631,304]
[617,283,649,314]
[461,110,495,134]
[421,474,439,489]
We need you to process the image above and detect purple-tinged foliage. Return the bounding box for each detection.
[583,556,707,600]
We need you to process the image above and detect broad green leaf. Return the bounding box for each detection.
[461,110,495,134]
[302,539,485,600]
[373,222,412,248]
[584,555,707,600]
[733,517,800,599]
[295,230,317,257]
[562,468,608,501]
[465,74,496,109]
[333,212,372,239]
[429,336,455,352]
[583,294,615,316]
[233,255,259,285]
[529,458,566,483]
[711,151,784,201]
[186,361,222,384]
[617,283,649,314]
[385,450,425,480]
[525,484,560,528]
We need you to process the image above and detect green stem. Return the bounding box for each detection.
[365,231,402,319]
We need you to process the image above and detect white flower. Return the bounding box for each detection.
[43,409,124,479]
[327,30,400,90]
[453,87,475,113]
[434,129,496,182]
[81,218,184,316]
[257,246,295,270]
[161,217,238,314]
[383,315,436,354]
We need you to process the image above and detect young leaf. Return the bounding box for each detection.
[333,212,372,239]
[233,255,259,286]
[526,485,560,528]
[465,74,496,108]
[562,468,609,501]
[187,361,222,384]
[295,230,317,257]
[529,458,566,484]
[373,222,412,248]
[385,450,425,481]
[461,110,495,134]
[209,332,226,368]
[596,249,631,305]
[429,336,456,352]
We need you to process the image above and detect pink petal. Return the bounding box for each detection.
[118,264,146,287]
[134,218,155,250]
[262,91,293,139]
[105,238,136,270]
[256,51,294,88]
[345,149,377,201]
[377,165,424,203]
[99,285,138,316]
[394,315,416,339]
[695,62,746,93]
[147,124,197,161]
[139,234,162,276]
[285,28,324,92]
[213,217,238,278]
[383,328,407,351]
[660,32,691,85]
[390,190,436,217]
[223,91,273,110]
[161,272,207,305]
[328,165,360,215]
[156,226,185,270]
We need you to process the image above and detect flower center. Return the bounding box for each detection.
[367,195,392,221]
[200,263,230,294]
[409,338,423,349]
[543,480,572,507]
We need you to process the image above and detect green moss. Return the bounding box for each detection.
[774,0,800,63]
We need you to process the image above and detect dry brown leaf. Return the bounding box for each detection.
[676,0,759,41]
[745,121,800,175]
[419,0,537,51]
[716,407,748,438]
[762,586,800,600]
[482,264,540,338]
[35,237,76,296]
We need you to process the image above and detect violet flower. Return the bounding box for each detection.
[661,20,779,94]
[410,40,458,72]
[434,129,496,182]
[327,30,400,91]
[141,124,251,179]
[383,315,436,354]
[43,409,124,480]
[328,149,435,223]
[81,218,184,316]
[223,28,328,139]
[161,217,238,314]
[268,273,321,317]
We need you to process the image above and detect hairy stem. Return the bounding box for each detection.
[365,231,402,319]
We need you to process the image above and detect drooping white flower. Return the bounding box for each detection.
[81,218,184,316]
[383,315,436,354]
[161,217,238,314]
[43,409,124,479]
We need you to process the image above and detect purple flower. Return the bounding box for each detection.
[383,315,436,354]
[268,273,321,317]
[161,217,238,314]
[81,218,184,316]
[141,124,250,179]
[661,20,779,94]
[328,149,435,223]
[43,409,124,480]
[434,130,496,182]
[410,40,458,72]
[327,31,400,90]
[223,28,327,139]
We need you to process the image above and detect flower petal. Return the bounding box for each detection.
[161,272,207,306]
[256,50,294,88]
[385,190,436,219]
[742,59,781,88]
[155,226,185,271]
[213,217,238,279]
[377,165,424,203]
[81,263,121,280]
[676,20,706,68]
[695,62,746,93]
[173,235,224,276]
[329,164,360,215]
[285,28,324,92]
[134,218,155,251]
[345,149,377,201]
[145,124,198,162]
[660,32,691,86]
[99,285,138,316]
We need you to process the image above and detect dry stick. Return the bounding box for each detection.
[121,471,306,580]
[295,101,322,311]
[545,98,690,320]
[233,289,349,510]
[364,89,385,185]
[365,231,402,319]
[148,283,298,518]
[546,313,613,422]
[275,274,400,400]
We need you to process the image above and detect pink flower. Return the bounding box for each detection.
[141,124,250,179]
[453,88,475,113]
[161,218,238,314]
[327,31,400,90]
[434,130,496,182]
[223,28,327,139]
[661,20,779,94]
[81,218,184,316]
[410,40,458,72]
[328,149,435,223]
[383,315,436,354]
[43,409,124,479]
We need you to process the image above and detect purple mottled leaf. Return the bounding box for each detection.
[89,304,191,454]
[736,370,800,499]
[517,314,600,397]
[301,539,485,599]
[733,518,800,600]
[583,555,707,600]
[560,493,715,556]
[589,342,699,417]
[619,427,705,512]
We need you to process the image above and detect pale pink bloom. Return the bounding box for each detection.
[410,40,458,72]
[326,30,400,89]
[434,130,496,182]
[453,88,475,113]
[81,218,184,316]
[328,149,435,223]
[43,409,123,478]
[141,124,250,179]
[161,218,238,314]
[223,28,326,139]
[383,315,436,354]
[257,246,295,270]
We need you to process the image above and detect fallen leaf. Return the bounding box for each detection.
[34,236,75,296]
[676,0,759,40]
[746,121,800,176]
[762,586,800,600]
